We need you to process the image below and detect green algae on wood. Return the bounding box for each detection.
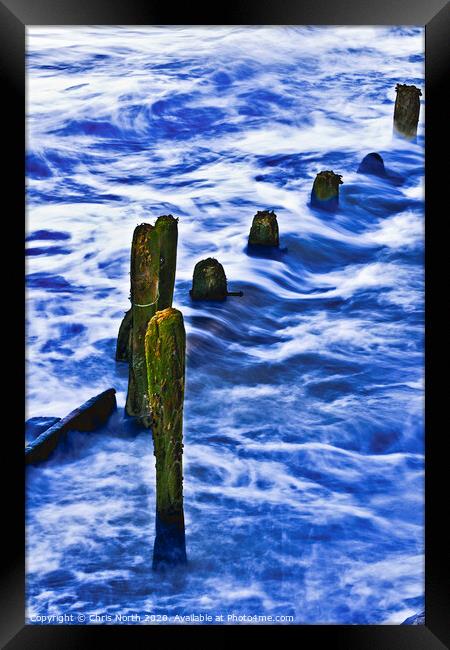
[115,308,132,361]
[190,257,243,300]
[123,216,178,424]
[393,83,422,140]
[248,210,279,247]
[125,223,160,425]
[190,257,228,300]
[116,217,178,359]
[311,170,343,211]
[145,307,187,567]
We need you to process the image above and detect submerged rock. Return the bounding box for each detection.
[25,388,117,464]
[357,152,386,177]
[248,210,279,247]
[401,611,425,625]
[357,152,404,185]
[311,170,343,211]
[25,417,61,444]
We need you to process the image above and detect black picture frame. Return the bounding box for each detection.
[2,0,448,646]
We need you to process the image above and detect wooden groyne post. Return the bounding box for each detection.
[310,170,343,211]
[248,210,279,247]
[125,223,160,425]
[123,216,178,426]
[145,307,187,568]
[155,215,178,311]
[190,258,243,300]
[393,84,422,140]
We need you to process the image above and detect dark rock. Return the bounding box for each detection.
[401,611,425,625]
[357,152,404,185]
[25,388,117,464]
[25,417,61,444]
[357,152,386,177]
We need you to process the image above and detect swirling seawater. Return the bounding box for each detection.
[25,26,424,625]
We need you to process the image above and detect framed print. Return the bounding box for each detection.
[1,0,448,647]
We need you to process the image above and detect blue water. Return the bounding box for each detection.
[25,26,424,625]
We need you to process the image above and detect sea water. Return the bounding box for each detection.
[25,26,424,624]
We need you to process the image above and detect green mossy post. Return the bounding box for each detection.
[311,170,343,211]
[393,83,422,140]
[115,308,132,361]
[155,215,178,311]
[190,258,228,300]
[190,258,243,300]
[125,223,160,425]
[145,307,187,568]
[123,217,178,424]
[248,210,279,247]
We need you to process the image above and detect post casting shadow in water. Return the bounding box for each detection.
[245,244,288,260]
[153,515,187,570]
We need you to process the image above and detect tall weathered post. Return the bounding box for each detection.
[145,307,187,568]
[248,210,279,247]
[125,223,160,425]
[122,217,178,424]
[117,215,178,366]
[393,84,422,140]
[311,170,343,211]
[155,215,178,311]
[190,258,243,300]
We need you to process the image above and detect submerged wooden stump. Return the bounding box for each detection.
[248,210,279,247]
[393,84,422,140]
[311,170,343,211]
[190,258,242,300]
[145,307,187,568]
[124,217,178,425]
